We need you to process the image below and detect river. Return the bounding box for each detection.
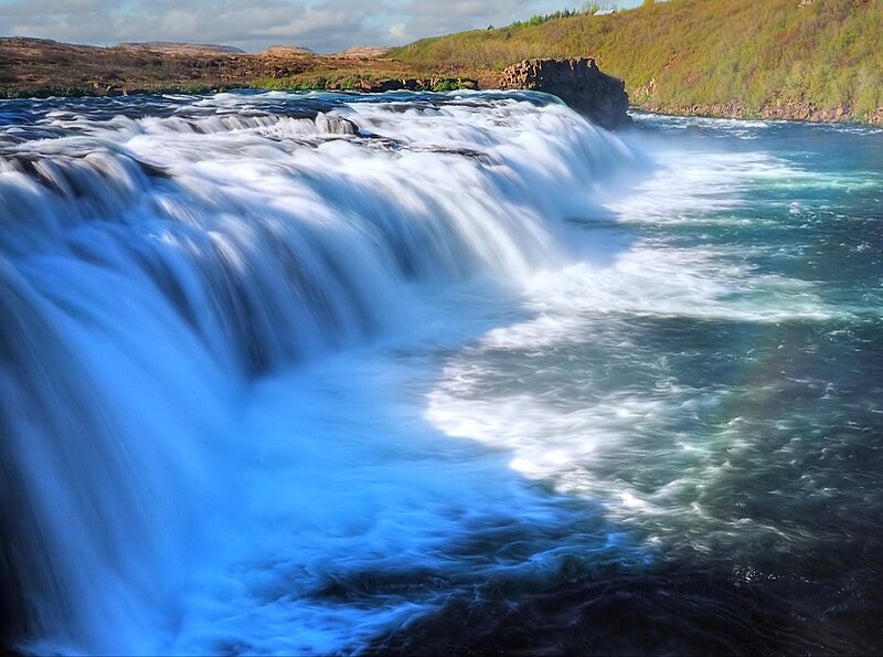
[1,90,881,655]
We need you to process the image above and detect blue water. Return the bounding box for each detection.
[0,91,881,655]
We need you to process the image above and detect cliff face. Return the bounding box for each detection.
[499,58,631,130]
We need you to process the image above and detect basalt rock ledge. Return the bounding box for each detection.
[499,58,631,130]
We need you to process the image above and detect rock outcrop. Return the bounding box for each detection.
[499,58,631,130]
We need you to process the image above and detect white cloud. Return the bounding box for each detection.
[387,22,406,40]
[159,8,200,39]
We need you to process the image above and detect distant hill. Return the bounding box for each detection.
[116,42,245,55]
[0,36,437,98]
[387,0,882,123]
[261,45,315,56]
[335,46,393,58]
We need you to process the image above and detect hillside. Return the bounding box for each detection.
[387,0,882,123]
[0,37,451,96]
[0,0,880,124]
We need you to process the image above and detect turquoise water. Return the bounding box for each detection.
[0,93,881,655]
[414,113,883,654]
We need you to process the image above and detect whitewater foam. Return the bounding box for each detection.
[5,91,878,656]
[424,125,850,553]
[1,91,641,655]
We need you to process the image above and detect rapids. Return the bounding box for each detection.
[1,91,881,655]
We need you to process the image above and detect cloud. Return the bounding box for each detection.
[0,0,362,51]
[0,0,122,44]
[109,1,349,49]
[0,0,112,20]
[159,8,200,39]
[387,22,406,40]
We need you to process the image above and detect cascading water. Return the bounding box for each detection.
[0,91,642,655]
[2,92,882,656]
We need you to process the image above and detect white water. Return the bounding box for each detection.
[424,119,850,554]
[1,92,643,655]
[3,93,866,655]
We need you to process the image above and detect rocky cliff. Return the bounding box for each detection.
[499,58,631,130]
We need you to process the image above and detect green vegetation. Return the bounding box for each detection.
[0,82,222,99]
[506,4,607,29]
[248,71,475,94]
[387,0,882,122]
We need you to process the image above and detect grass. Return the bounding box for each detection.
[386,0,882,121]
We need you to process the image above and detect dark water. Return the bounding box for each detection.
[0,92,881,655]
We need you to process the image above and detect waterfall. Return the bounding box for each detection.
[0,91,639,654]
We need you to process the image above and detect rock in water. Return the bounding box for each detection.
[499,58,631,130]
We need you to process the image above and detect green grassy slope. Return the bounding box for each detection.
[388,0,882,121]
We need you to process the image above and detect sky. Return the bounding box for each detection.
[0,0,643,54]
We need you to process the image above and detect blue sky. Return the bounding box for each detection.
[0,0,643,53]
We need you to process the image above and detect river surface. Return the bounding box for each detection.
[1,91,881,655]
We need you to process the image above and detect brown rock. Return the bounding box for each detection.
[498,58,630,130]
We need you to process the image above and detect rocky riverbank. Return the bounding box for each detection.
[641,100,883,126]
[499,58,631,130]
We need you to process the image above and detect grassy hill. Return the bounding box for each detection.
[1,0,879,124]
[387,0,882,123]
